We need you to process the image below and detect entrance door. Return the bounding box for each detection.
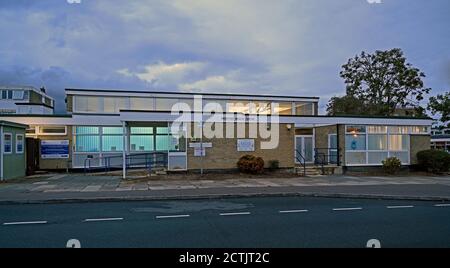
[295,136,314,163]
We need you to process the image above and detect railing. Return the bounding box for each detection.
[84,152,168,174]
[314,147,340,175]
[295,149,306,176]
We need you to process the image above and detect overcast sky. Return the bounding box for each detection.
[0,0,449,113]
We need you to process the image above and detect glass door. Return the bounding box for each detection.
[295,136,314,163]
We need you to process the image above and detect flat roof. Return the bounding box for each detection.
[65,88,320,100]
[0,120,28,129]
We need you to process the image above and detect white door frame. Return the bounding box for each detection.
[295,135,315,164]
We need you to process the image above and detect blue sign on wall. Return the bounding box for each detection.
[41,140,69,159]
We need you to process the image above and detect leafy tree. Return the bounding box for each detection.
[326,95,366,116]
[428,92,450,127]
[328,48,431,116]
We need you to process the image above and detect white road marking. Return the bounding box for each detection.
[219,212,251,216]
[386,205,414,209]
[84,218,124,222]
[434,204,450,207]
[3,221,47,226]
[332,207,363,211]
[279,210,308,213]
[155,215,190,219]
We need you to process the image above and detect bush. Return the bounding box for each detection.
[237,155,265,174]
[268,160,280,170]
[382,157,402,174]
[417,150,450,174]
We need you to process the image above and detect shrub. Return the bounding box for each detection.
[268,160,280,170]
[382,157,402,174]
[237,155,265,174]
[417,150,450,174]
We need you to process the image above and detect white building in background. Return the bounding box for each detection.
[0,86,54,115]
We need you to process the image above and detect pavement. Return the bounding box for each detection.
[1,196,449,248]
[0,172,450,203]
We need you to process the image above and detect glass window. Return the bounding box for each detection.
[75,136,100,152]
[389,135,409,151]
[155,136,168,151]
[130,127,153,134]
[329,134,337,148]
[227,101,250,114]
[12,91,24,100]
[273,102,292,115]
[410,126,429,134]
[16,134,24,153]
[7,90,12,99]
[253,102,271,114]
[102,136,123,152]
[295,102,314,115]
[3,133,12,153]
[130,97,154,111]
[130,136,154,151]
[39,126,66,135]
[155,98,180,111]
[102,127,123,135]
[75,126,99,135]
[368,152,388,164]
[367,126,387,133]
[346,125,366,134]
[203,99,227,113]
[345,152,366,165]
[74,96,100,113]
[156,127,169,134]
[368,134,387,150]
[1,90,6,99]
[103,97,117,113]
[345,135,366,150]
[389,126,409,134]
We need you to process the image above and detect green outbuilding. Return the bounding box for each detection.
[0,121,27,181]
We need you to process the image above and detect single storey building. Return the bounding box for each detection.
[0,88,432,175]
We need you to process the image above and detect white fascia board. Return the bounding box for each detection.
[431,138,450,142]
[119,112,432,126]
[0,116,71,126]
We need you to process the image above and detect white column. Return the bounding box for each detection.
[122,121,127,179]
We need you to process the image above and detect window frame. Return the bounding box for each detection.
[3,133,12,154]
[15,134,24,154]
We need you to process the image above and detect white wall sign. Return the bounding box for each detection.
[194,148,206,157]
[237,139,255,152]
[189,142,212,148]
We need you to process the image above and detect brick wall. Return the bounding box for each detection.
[186,123,295,170]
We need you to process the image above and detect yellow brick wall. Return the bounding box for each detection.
[186,123,295,170]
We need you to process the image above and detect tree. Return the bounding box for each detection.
[328,48,431,116]
[428,92,450,127]
[326,95,367,116]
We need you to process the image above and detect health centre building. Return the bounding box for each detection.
[0,88,432,175]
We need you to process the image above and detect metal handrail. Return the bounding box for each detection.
[314,147,340,175]
[84,152,168,173]
[295,149,306,176]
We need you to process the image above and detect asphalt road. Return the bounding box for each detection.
[0,196,449,248]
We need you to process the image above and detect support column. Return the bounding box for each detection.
[122,121,127,179]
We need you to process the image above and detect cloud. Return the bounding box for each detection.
[0,0,449,114]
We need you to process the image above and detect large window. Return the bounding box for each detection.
[74,96,101,113]
[130,97,154,111]
[273,102,292,115]
[130,127,153,151]
[74,127,100,152]
[345,125,417,165]
[102,127,123,152]
[295,102,314,115]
